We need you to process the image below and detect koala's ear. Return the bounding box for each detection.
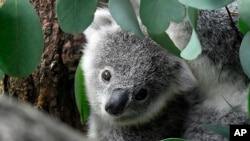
[84,8,118,36]
[176,61,197,92]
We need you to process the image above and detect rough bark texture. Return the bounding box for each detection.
[1,0,86,132]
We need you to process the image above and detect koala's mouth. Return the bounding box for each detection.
[109,113,142,126]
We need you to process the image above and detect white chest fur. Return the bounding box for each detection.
[188,56,248,115]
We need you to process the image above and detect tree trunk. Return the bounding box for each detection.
[1,0,86,132]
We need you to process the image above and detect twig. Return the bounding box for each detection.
[225,6,242,40]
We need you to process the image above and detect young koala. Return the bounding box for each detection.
[82,1,249,141]
[167,2,249,141]
[81,8,197,141]
[0,94,89,141]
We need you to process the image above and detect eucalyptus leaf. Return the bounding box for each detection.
[238,0,250,31]
[140,0,185,34]
[200,124,229,139]
[178,0,233,10]
[109,0,143,38]
[56,0,98,34]
[239,31,250,79]
[74,63,89,124]
[150,32,181,57]
[181,29,201,60]
[0,0,43,76]
[187,7,198,28]
[239,18,249,35]
[0,68,4,79]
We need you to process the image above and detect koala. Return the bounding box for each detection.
[82,1,249,141]
[0,94,89,141]
[81,8,197,141]
[167,2,250,141]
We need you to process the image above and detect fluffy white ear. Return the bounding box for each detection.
[84,8,118,37]
[166,19,192,50]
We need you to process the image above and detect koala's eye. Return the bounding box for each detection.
[135,89,148,101]
[101,70,111,81]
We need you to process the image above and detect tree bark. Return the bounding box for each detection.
[1,0,86,132]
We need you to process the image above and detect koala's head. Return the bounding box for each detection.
[82,9,196,126]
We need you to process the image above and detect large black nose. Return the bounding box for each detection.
[105,88,129,116]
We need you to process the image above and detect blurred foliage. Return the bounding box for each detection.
[0,0,43,77]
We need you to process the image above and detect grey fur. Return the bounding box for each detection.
[82,8,196,141]
[0,94,89,141]
[197,4,244,76]
[183,105,248,141]
[82,1,249,141]
[182,2,249,141]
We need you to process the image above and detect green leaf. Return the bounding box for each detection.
[181,29,202,60]
[109,0,143,38]
[239,18,249,35]
[0,68,4,79]
[239,31,250,79]
[178,0,233,10]
[150,32,181,57]
[74,63,89,124]
[187,7,198,28]
[56,0,98,34]
[140,0,185,34]
[181,6,201,60]
[200,124,229,139]
[238,0,250,32]
[0,0,43,76]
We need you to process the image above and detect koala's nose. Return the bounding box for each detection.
[105,88,129,116]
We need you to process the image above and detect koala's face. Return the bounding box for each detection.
[82,9,196,126]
